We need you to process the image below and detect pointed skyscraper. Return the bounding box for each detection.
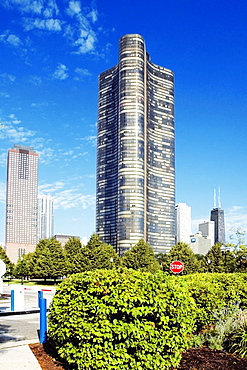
[210,188,225,244]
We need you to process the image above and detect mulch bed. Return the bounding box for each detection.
[29,343,247,370]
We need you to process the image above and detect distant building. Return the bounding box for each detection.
[175,203,192,244]
[37,195,54,241]
[199,221,214,247]
[210,208,225,244]
[96,34,175,255]
[54,234,80,246]
[5,145,38,263]
[190,232,211,255]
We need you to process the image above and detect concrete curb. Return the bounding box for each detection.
[0,309,41,316]
[0,338,39,350]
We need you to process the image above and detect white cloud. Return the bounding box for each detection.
[53,189,95,210]
[8,114,21,124]
[6,34,22,46]
[0,122,36,144]
[67,0,81,16]
[87,9,98,23]
[31,101,49,108]
[52,63,69,80]
[24,17,62,31]
[76,135,97,146]
[39,179,95,211]
[2,0,104,56]
[74,31,96,54]
[0,73,16,83]
[39,181,66,193]
[225,206,247,232]
[28,75,42,86]
[3,0,43,14]
[36,146,58,164]
[74,67,92,79]
[63,150,73,156]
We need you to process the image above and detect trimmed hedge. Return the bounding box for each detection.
[181,273,247,330]
[48,269,196,370]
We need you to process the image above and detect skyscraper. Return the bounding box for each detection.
[210,188,226,244]
[175,203,192,244]
[5,145,38,263]
[96,34,175,255]
[210,208,225,244]
[199,221,215,247]
[37,195,54,241]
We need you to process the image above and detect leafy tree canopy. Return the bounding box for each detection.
[31,238,66,281]
[64,237,87,274]
[121,239,161,272]
[163,242,199,275]
[0,245,14,276]
[202,243,236,273]
[14,253,32,280]
[83,234,120,271]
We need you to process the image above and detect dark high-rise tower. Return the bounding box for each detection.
[210,188,225,244]
[96,34,175,254]
[5,145,38,263]
[210,208,225,244]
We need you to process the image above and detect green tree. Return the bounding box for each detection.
[202,243,236,273]
[31,239,50,279]
[235,244,247,271]
[163,242,199,274]
[155,252,168,268]
[64,237,88,274]
[32,238,66,282]
[84,234,120,270]
[14,254,31,283]
[121,239,161,272]
[89,243,120,270]
[0,245,14,277]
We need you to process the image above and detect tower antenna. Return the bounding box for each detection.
[214,189,216,208]
[218,186,221,208]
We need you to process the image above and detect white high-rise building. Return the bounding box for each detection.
[175,203,192,245]
[199,221,215,247]
[37,195,54,241]
[5,145,38,263]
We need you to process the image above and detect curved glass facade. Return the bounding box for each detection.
[96,34,175,254]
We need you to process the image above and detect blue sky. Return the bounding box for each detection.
[0,0,247,245]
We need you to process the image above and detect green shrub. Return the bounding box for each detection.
[198,306,241,350]
[225,309,247,358]
[181,273,247,330]
[181,274,227,330]
[48,269,196,370]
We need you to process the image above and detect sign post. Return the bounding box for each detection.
[170,260,184,274]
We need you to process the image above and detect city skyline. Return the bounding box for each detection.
[0,1,247,246]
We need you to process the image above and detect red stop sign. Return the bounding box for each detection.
[170,260,184,274]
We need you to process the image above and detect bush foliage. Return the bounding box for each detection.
[182,273,247,330]
[48,269,196,370]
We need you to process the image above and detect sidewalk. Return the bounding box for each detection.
[0,285,55,369]
[0,339,41,370]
